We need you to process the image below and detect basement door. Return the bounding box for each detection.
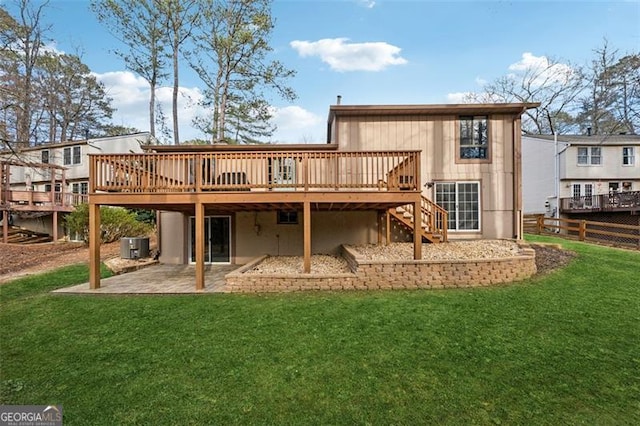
[189,216,231,264]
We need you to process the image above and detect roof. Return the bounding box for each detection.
[524,134,640,146]
[146,143,339,152]
[328,102,540,119]
[0,132,151,155]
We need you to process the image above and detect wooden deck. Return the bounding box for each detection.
[87,149,435,290]
[1,160,87,243]
[560,191,640,214]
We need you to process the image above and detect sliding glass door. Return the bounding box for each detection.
[189,216,231,264]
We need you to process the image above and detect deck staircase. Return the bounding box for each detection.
[388,195,448,244]
[2,226,53,244]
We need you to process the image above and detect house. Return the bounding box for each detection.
[522,134,640,224]
[521,135,569,215]
[86,102,538,290]
[1,133,153,242]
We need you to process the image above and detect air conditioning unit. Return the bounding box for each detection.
[120,237,150,259]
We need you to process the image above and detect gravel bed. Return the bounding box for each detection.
[349,240,523,261]
[245,255,351,275]
[244,240,525,275]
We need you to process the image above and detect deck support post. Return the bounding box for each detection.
[413,197,422,260]
[52,210,58,242]
[2,210,8,243]
[303,201,311,273]
[386,209,391,245]
[89,203,101,289]
[377,211,383,245]
[195,202,205,290]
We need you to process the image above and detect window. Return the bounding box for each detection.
[623,147,635,166]
[44,184,61,193]
[41,150,49,164]
[459,116,489,160]
[277,211,298,224]
[435,182,480,231]
[72,182,88,194]
[73,146,81,164]
[63,146,82,165]
[577,147,601,165]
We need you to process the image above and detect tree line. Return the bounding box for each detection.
[1,0,295,149]
[2,0,637,151]
[466,41,640,136]
[1,1,117,148]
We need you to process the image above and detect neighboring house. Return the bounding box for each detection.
[1,133,153,242]
[522,134,640,224]
[86,102,538,290]
[522,135,569,215]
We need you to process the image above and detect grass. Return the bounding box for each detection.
[1,236,639,425]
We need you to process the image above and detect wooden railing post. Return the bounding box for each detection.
[537,215,543,234]
[579,220,587,241]
[195,154,202,192]
[303,153,309,191]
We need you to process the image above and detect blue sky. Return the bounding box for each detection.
[3,0,639,143]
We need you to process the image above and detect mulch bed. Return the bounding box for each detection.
[531,244,577,276]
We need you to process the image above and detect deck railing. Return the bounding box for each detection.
[89,151,421,193]
[400,195,448,242]
[1,190,87,208]
[560,191,640,213]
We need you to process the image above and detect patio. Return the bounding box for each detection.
[53,264,241,294]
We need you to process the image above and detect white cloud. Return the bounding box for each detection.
[446,92,472,103]
[357,0,376,8]
[507,52,576,86]
[269,106,324,143]
[475,76,487,86]
[94,70,205,143]
[94,70,325,144]
[290,38,407,72]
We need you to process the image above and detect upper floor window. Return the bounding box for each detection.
[459,116,489,161]
[622,147,635,166]
[63,146,82,165]
[577,147,601,165]
[41,150,49,164]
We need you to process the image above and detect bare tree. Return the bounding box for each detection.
[577,41,640,135]
[466,55,584,135]
[91,0,168,138]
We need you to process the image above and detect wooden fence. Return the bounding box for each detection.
[525,214,640,249]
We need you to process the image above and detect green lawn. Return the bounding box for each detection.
[1,236,639,425]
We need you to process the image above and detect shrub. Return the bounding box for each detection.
[65,204,153,243]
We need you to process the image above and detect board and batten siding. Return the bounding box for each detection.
[334,114,518,239]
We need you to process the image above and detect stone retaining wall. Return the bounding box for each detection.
[224,242,537,293]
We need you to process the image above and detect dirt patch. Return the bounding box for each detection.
[531,243,577,276]
[0,236,157,284]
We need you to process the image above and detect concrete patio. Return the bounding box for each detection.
[53,264,242,294]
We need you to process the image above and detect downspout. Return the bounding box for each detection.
[513,108,526,239]
[554,132,559,220]
[155,209,161,260]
